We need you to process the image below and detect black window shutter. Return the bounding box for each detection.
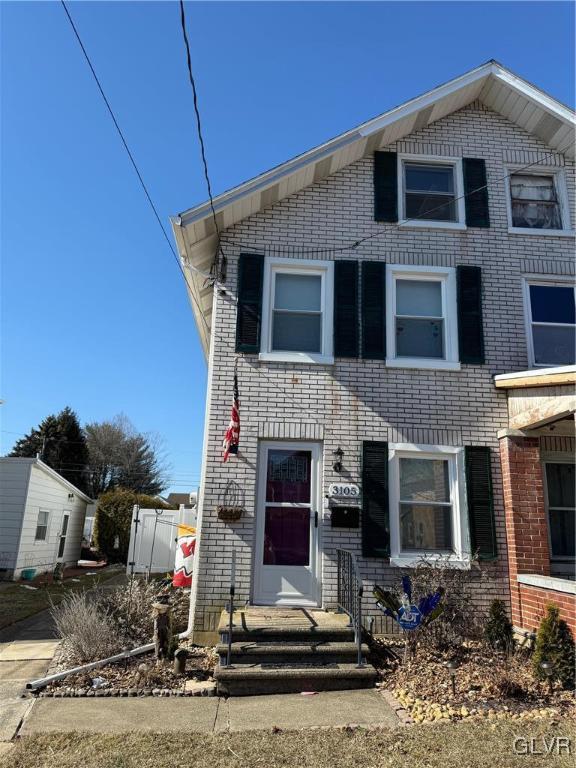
[334,260,359,357]
[374,152,398,222]
[361,261,386,359]
[465,446,497,561]
[362,441,390,558]
[463,158,490,228]
[235,253,264,353]
[457,265,485,364]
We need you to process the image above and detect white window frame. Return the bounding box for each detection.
[35,509,49,542]
[542,457,575,578]
[397,154,467,231]
[505,166,573,237]
[386,264,460,371]
[388,444,470,569]
[260,257,334,365]
[522,276,576,368]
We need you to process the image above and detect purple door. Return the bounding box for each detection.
[255,443,320,605]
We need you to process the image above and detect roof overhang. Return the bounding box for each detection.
[171,61,576,358]
[495,366,576,433]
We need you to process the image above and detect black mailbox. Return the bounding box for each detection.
[330,507,360,528]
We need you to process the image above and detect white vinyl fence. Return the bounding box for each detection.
[126,506,197,576]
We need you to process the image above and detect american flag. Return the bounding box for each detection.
[222,372,240,462]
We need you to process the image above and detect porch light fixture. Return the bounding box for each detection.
[445,659,459,696]
[332,446,344,473]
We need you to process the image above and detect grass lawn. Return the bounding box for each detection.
[0,570,121,630]
[2,718,574,768]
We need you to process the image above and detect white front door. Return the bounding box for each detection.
[253,441,322,606]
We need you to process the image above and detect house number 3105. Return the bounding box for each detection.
[328,483,360,498]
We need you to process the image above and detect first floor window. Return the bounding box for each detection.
[544,462,575,577]
[510,173,562,230]
[525,280,576,367]
[35,510,49,541]
[399,456,453,551]
[389,445,468,566]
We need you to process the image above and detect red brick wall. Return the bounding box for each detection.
[499,435,551,629]
[517,583,575,635]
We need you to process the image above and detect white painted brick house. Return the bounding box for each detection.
[172,61,575,642]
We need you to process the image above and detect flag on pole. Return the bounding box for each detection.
[222,371,240,461]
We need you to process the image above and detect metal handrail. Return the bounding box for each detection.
[336,549,364,668]
[224,549,236,667]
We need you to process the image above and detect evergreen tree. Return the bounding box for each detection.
[484,599,514,653]
[9,407,89,493]
[532,604,575,689]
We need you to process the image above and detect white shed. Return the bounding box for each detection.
[0,457,93,580]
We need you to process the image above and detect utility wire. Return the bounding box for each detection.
[219,145,576,256]
[60,0,215,337]
[178,0,223,269]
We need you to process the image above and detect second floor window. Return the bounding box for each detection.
[524,280,575,367]
[386,265,460,370]
[260,258,334,364]
[510,173,562,230]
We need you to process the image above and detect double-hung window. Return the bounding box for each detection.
[386,265,460,370]
[35,510,49,541]
[507,169,571,234]
[399,155,465,229]
[389,444,469,567]
[260,258,334,364]
[524,279,576,367]
[544,462,575,578]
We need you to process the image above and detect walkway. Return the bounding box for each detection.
[21,689,400,734]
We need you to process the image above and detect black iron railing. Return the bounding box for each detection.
[223,549,236,667]
[336,549,364,668]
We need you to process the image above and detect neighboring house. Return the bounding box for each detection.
[172,60,575,643]
[167,492,198,509]
[0,457,93,580]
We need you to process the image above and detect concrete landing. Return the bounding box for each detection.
[21,689,399,734]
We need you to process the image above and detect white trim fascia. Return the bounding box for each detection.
[494,364,576,382]
[397,154,466,228]
[176,62,575,228]
[517,573,576,595]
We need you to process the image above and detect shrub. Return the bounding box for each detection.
[484,599,514,653]
[93,489,173,562]
[52,591,121,664]
[51,578,189,664]
[532,604,575,690]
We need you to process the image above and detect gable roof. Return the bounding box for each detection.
[171,60,575,358]
[0,457,94,503]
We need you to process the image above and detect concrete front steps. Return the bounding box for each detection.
[214,607,377,697]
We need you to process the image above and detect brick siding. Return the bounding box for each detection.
[190,100,575,638]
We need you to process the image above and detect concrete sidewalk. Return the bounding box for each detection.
[20,689,400,734]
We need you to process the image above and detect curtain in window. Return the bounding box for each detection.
[511,174,561,229]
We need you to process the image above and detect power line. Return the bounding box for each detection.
[178,0,223,271]
[59,0,215,342]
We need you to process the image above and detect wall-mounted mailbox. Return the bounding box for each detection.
[330,506,360,528]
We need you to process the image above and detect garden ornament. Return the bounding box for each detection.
[373,576,445,631]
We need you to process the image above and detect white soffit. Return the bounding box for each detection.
[172,61,575,358]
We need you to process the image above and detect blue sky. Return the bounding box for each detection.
[2,1,574,494]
